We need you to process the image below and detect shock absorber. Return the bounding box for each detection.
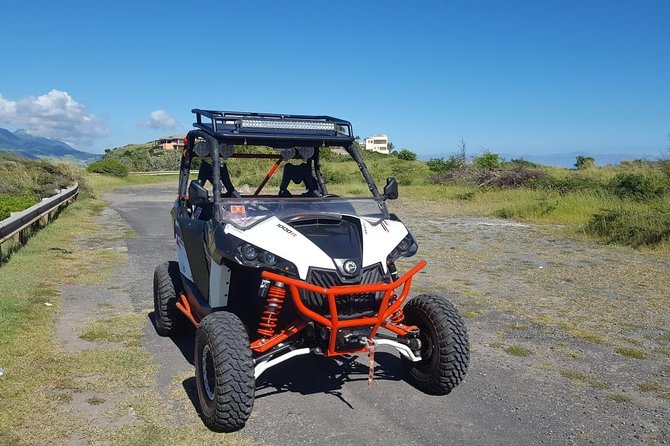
[257,282,286,338]
[390,303,406,325]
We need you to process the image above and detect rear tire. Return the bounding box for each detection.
[402,294,469,395]
[195,311,255,432]
[153,261,184,336]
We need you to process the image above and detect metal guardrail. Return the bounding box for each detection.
[129,171,180,176]
[0,183,79,262]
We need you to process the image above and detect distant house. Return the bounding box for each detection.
[364,134,389,154]
[154,135,186,151]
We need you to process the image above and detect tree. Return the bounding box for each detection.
[397,149,417,161]
[388,142,395,153]
[456,138,467,164]
[575,156,595,169]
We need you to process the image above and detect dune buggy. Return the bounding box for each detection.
[153,109,469,432]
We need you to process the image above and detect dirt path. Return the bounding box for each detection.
[53,184,669,445]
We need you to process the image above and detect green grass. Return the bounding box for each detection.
[0,193,38,220]
[607,393,633,404]
[79,313,147,347]
[559,370,609,390]
[0,179,248,445]
[505,345,532,357]
[615,347,648,359]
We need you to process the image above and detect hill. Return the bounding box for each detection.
[0,128,99,162]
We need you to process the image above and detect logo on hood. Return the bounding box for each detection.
[343,260,358,275]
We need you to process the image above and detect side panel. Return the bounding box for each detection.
[174,220,194,282]
[176,217,210,299]
[209,260,232,308]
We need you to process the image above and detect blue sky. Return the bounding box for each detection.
[0,0,669,158]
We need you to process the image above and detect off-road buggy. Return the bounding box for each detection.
[153,109,469,432]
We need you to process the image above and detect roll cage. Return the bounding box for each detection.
[177,109,385,221]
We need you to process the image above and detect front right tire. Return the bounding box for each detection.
[195,311,255,432]
[153,261,185,336]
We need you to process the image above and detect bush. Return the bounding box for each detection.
[473,152,502,170]
[585,205,670,247]
[608,173,666,201]
[87,157,129,177]
[426,156,463,173]
[507,158,539,168]
[397,149,417,161]
[0,193,38,220]
[531,175,604,194]
[478,167,546,188]
[575,156,595,169]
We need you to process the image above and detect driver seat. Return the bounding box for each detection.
[278,163,322,197]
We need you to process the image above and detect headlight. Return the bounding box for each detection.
[235,240,297,276]
[387,233,418,265]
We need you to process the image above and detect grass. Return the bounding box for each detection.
[615,347,648,360]
[463,310,482,318]
[79,313,147,347]
[607,393,633,404]
[0,175,248,445]
[559,370,609,390]
[505,345,532,357]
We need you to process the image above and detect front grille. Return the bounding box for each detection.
[301,264,388,319]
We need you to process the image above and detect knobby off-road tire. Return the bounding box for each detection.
[195,311,255,432]
[153,261,185,336]
[403,294,469,395]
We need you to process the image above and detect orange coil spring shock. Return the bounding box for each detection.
[388,292,405,325]
[257,282,286,338]
[390,308,405,325]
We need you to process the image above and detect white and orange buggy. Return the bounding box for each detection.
[153,109,469,432]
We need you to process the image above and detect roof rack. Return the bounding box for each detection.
[192,109,355,149]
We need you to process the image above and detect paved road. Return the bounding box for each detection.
[106,184,668,446]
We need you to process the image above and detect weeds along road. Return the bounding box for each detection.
[93,183,668,445]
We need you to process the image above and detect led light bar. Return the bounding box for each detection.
[240,119,337,132]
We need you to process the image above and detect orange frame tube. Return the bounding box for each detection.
[256,260,426,356]
[254,158,283,196]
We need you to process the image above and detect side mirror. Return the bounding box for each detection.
[383,177,399,200]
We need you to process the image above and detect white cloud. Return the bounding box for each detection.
[0,90,108,147]
[139,109,179,130]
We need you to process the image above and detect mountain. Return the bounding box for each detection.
[0,128,99,162]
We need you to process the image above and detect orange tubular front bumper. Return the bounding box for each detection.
[251,260,427,356]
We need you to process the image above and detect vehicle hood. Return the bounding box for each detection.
[224,215,409,279]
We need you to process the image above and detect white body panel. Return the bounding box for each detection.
[360,218,408,273]
[225,216,335,279]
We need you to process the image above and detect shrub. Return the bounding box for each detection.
[0,193,38,220]
[585,205,670,247]
[473,152,502,170]
[87,157,129,177]
[507,158,539,168]
[531,175,604,194]
[426,156,463,173]
[477,167,546,188]
[575,156,595,169]
[608,173,666,201]
[397,149,417,161]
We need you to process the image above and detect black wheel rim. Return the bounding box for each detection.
[201,344,216,401]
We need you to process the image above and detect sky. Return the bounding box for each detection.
[0,0,669,158]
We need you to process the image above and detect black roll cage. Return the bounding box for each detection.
[178,109,383,221]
